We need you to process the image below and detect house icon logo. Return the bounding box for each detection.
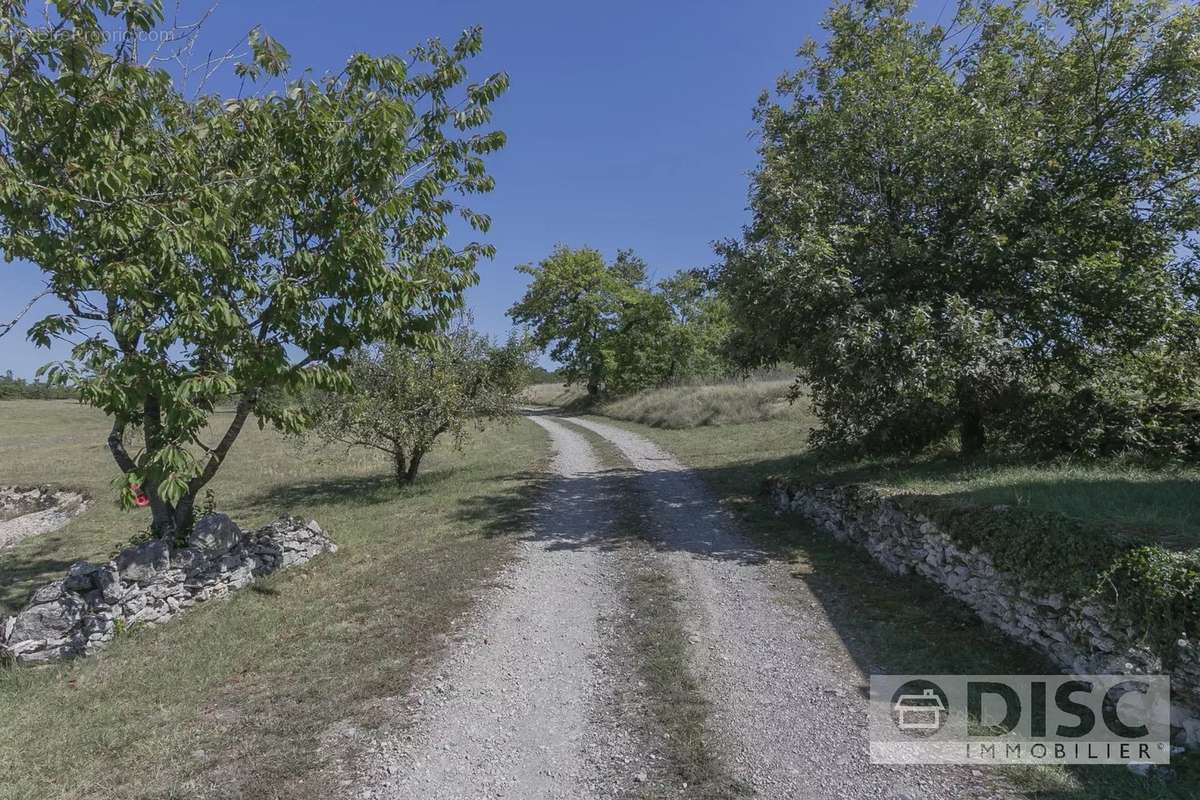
[891,682,949,735]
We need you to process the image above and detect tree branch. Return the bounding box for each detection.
[188,394,255,494]
[0,290,49,339]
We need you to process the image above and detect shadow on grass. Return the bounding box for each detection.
[933,477,1200,551]
[230,467,467,518]
[0,555,76,612]
[675,441,1200,552]
[451,470,549,540]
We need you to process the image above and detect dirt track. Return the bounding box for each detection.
[356,413,1017,799]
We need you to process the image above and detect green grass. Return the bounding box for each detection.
[0,400,548,800]
[586,412,1200,798]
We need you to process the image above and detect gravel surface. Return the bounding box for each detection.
[353,413,1025,799]
[353,416,648,800]
[564,415,1022,800]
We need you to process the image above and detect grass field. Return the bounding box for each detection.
[0,400,548,800]
[520,381,587,408]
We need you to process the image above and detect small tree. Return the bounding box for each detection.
[307,322,531,485]
[0,3,507,535]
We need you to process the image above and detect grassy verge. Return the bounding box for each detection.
[585,413,1200,799]
[0,400,548,800]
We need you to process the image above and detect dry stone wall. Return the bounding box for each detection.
[0,485,90,550]
[0,513,336,664]
[765,479,1200,750]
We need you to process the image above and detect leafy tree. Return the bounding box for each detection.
[655,269,733,381]
[0,2,507,535]
[510,247,731,394]
[509,245,654,394]
[305,320,531,485]
[718,0,1200,458]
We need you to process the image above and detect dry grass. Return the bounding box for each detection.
[519,381,588,407]
[524,378,812,430]
[593,380,804,429]
[0,399,548,800]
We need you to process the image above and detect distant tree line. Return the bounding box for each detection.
[716,0,1200,461]
[523,364,564,385]
[0,371,76,400]
[509,245,733,396]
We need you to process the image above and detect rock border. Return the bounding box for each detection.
[0,485,90,550]
[0,513,336,664]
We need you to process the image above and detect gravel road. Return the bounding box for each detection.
[356,413,1021,799]
[354,415,648,800]
[564,415,1020,800]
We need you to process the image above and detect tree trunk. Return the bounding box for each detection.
[107,396,256,541]
[957,381,987,457]
[392,447,409,487]
[405,449,425,484]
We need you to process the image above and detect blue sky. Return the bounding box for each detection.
[0,1,932,377]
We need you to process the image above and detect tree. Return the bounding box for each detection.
[0,2,507,535]
[655,269,733,381]
[510,247,731,394]
[306,321,531,485]
[509,245,655,394]
[717,0,1200,458]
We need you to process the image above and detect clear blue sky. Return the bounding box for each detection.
[0,0,938,378]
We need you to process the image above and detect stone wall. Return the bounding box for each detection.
[0,485,90,550]
[765,479,1200,749]
[0,513,336,664]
